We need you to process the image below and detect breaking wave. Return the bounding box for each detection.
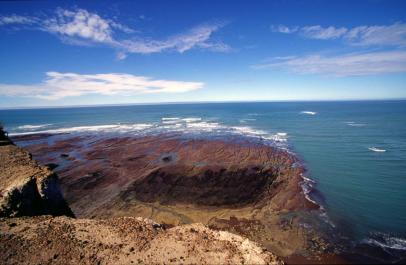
[17,124,52,130]
[345,121,366,127]
[9,117,290,149]
[362,233,406,251]
[368,147,386,152]
[300,111,317,115]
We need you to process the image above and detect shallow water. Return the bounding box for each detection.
[1,100,406,258]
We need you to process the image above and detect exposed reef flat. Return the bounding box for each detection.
[0,130,282,265]
[13,133,334,260]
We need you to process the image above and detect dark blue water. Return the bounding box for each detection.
[1,101,406,256]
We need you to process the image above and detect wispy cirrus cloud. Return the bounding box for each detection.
[300,25,348,40]
[270,24,298,34]
[116,22,229,54]
[271,22,406,46]
[0,8,230,59]
[0,14,39,25]
[265,22,406,76]
[251,50,406,76]
[0,72,204,100]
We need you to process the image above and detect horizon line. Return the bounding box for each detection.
[1,98,405,110]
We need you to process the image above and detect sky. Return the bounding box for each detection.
[0,0,406,108]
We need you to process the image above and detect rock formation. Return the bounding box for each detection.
[0,137,73,217]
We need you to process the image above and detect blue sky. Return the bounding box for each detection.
[0,0,405,108]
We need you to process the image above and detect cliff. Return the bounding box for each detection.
[0,136,73,217]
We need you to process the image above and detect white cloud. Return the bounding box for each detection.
[252,50,406,76]
[271,24,348,39]
[118,23,230,54]
[271,22,406,46]
[0,14,38,25]
[271,24,298,34]
[345,23,406,46]
[0,8,230,57]
[301,25,347,40]
[43,9,115,43]
[0,72,204,100]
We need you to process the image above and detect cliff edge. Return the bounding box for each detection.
[0,128,74,217]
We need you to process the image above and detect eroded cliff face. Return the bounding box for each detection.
[0,143,74,217]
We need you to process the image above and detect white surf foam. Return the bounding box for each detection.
[299,173,335,227]
[345,121,366,127]
[9,123,154,136]
[368,147,386,152]
[231,126,267,136]
[17,124,52,130]
[182,117,202,123]
[300,111,317,115]
[300,176,318,205]
[10,119,291,150]
[362,233,406,251]
[186,122,220,131]
[239,118,256,123]
[161,117,180,121]
[162,120,180,124]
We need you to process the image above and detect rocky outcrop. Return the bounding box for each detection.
[13,135,314,218]
[0,216,282,265]
[0,134,73,217]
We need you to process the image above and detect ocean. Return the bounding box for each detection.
[1,100,406,261]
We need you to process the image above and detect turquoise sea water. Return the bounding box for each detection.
[1,100,405,260]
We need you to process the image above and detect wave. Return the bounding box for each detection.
[239,118,256,123]
[161,117,180,121]
[300,174,318,205]
[186,122,220,131]
[182,117,202,123]
[368,147,386,152]
[17,124,52,130]
[9,123,154,136]
[231,126,267,136]
[362,233,406,251]
[300,111,317,115]
[345,121,366,127]
[299,173,336,228]
[162,120,179,124]
[9,119,291,150]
